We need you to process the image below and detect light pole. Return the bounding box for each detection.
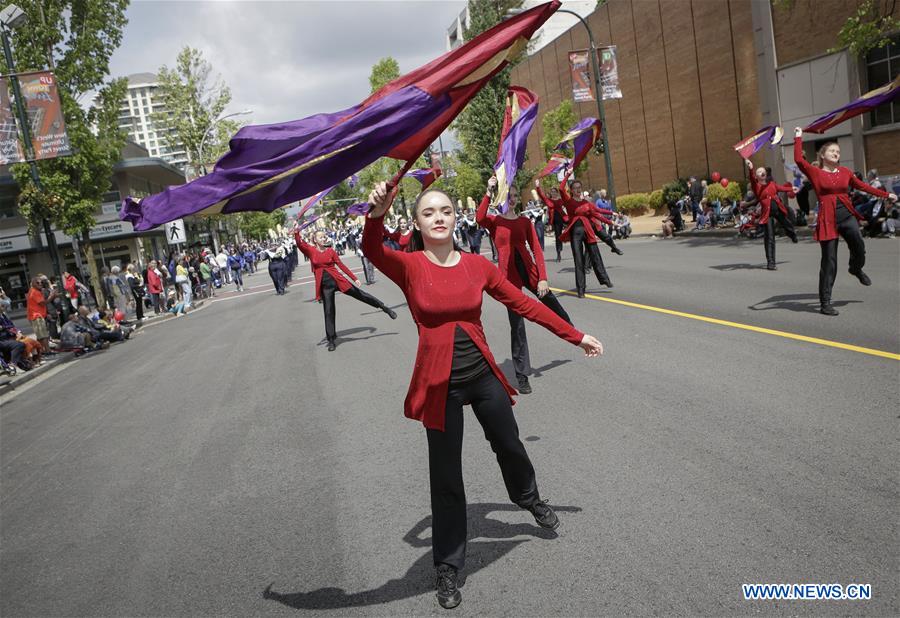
[197,108,251,176]
[507,7,617,207]
[0,4,64,285]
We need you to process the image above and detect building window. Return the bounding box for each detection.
[866,34,899,127]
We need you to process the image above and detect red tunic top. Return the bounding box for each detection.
[294,233,356,300]
[386,229,413,251]
[748,176,793,224]
[146,269,163,294]
[557,175,600,243]
[475,195,548,290]
[362,214,584,432]
[793,137,888,242]
[535,186,569,223]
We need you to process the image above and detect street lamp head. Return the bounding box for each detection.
[0,4,26,29]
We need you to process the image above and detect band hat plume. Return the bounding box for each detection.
[120,1,561,231]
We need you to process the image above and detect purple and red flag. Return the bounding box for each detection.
[733,125,783,159]
[552,117,601,173]
[120,1,560,231]
[297,183,337,218]
[493,86,538,212]
[536,152,571,179]
[405,166,443,190]
[804,75,900,134]
[297,214,322,232]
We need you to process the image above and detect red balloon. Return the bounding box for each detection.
[114,309,125,322]
[711,171,721,183]
[720,178,729,188]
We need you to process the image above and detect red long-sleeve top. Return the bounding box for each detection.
[557,175,600,243]
[793,137,888,242]
[146,269,162,294]
[535,186,569,223]
[386,228,414,251]
[362,214,584,432]
[63,274,79,299]
[748,175,794,224]
[475,195,547,290]
[294,233,356,300]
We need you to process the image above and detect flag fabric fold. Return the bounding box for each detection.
[121,1,561,231]
[733,125,783,159]
[535,117,600,182]
[804,75,900,134]
[493,86,538,212]
[405,166,443,190]
[346,202,371,217]
[297,183,337,218]
[535,152,571,179]
[297,214,322,232]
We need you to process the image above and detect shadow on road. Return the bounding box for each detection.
[749,293,862,314]
[317,327,398,346]
[710,261,788,271]
[497,358,572,381]
[359,302,408,317]
[262,502,581,611]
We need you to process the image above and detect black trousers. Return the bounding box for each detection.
[466,229,483,255]
[426,371,540,570]
[0,339,25,365]
[130,290,144,320]
[507,256,572,381]
[268,259,286,294]
[320,272,387,342]
[552,212,565,259]
[361,255,376,284]
[763,208,797,267]
[819,216,866,306]
[570,221,609,292]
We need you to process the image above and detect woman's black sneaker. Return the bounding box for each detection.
[528,499,560,530]
[820,304,839,316]
[849,268,871,286]
[435,565,461,609]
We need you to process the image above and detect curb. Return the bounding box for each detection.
[0,351,79,397]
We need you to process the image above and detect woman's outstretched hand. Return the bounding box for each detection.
[368,182,395,218]
[794,127,803,138]
[579,334,603,357]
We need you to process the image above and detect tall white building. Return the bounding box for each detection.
[118,73,189,170]
[446,1,596,55]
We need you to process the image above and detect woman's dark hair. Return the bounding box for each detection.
[407,188,462,252]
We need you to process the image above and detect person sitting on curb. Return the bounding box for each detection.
[0,306,30,371]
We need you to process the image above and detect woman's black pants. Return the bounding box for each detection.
[268,259,286,294]
[763,208,797,267]
[552,213,565,259]
[320,272,387,342]
[426,371,540,570]
[819,217,866,306]
[507,256,572,381]
[570,221,610,292]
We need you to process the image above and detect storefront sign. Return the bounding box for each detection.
[0,234,34,254]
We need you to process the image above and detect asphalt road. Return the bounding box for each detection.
[2,235,898,616]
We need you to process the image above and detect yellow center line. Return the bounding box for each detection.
[550,288,900,361]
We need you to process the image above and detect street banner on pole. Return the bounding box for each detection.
[568,51,594,102]
[596,46,622,100]
[0,78,24,164]
[18,71,72,160]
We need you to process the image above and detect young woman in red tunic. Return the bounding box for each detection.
[363,181,602,610]
[745,158,798,270]
[385,216,414,251]
[793,128,897,315]
[534,180,568,262]
[557,175,612,296]
[477,177,572,394]
[294,228,396,350]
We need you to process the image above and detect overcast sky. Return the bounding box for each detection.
[110,0,468,126]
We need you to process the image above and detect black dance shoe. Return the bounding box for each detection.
[385,307,398,319]
[612,247,624,255]
[517,377,532,394]
[790,234,799,244]
[327,340,336,351]
[767,263,777,271]
[577,289,585,298]
[849,268,871,286]
[602,277,614,288]
[527,499,560,530]
[820,304,839,316]
[435,564,462,609]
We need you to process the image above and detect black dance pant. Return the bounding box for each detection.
[819,216,866,306]
[570,221,609,292]
[763,208,797,266]
[320,271,388,342]
[552,213,565,259]
[268,259,286,293]
[426,371,540,570]
[507,256,572,381]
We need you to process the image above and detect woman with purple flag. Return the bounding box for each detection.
[745,158,799,270]
[477,176,572,394]
[793,128,897,315]
[363,180,602,610]
[294,227,396,351]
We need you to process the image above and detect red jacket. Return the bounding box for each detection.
[63,274,79,299]
[557,175,600,243]
[535,186,568,224]
[475,195,547,290]
[26,287,47,320]
[794,137,888,242]
[147,269,163,294]
[362,214,584,432]
[294,233,356,300]
[749,176,793,224]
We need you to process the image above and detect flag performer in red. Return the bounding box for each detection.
[745,158,798,270]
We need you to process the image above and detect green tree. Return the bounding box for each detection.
[451,158,484,206]
[452,0,524,184]
[238,211,286,241]
[368,56,400,93]
[539,99,588,177]
[4,0,130,300]
[154,46,237,174]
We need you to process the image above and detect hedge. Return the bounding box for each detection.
[615,192,651,213]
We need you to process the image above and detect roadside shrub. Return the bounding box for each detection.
[648,189,664,212]
[662,178,688,206]
[706,181,744,205]
[615,192,651,214]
